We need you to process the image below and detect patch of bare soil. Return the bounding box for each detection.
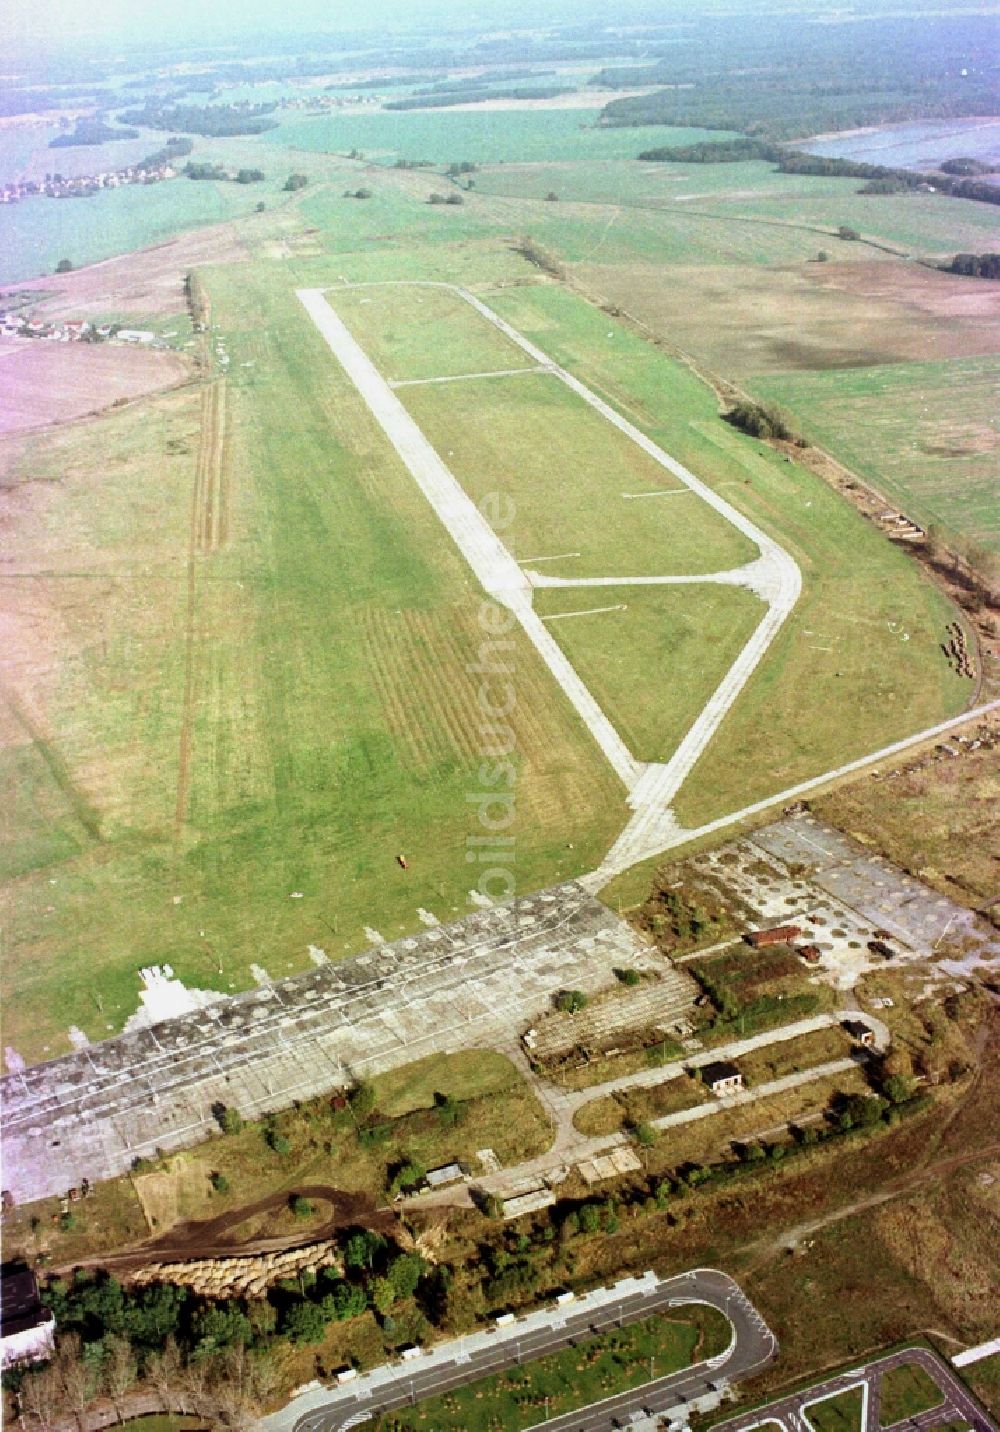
[0,221,251,319]
[575,258,1000,375]
[67,1186,397,1277]
[0,339,190,434]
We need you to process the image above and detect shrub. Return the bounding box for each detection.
[265,1128,291,1155]
[210,1172,229,1193]
[55,258,73,273]
[290,1195,312,1219]
[214,1104,243,1135]
[614,968,641,987]
[555,990,587,1014]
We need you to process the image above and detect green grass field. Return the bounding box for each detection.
[752,357,1000,553]
[397,371,757,577]
[1,265,632,1062]
[382,1307,728,1431]
[267,110,731,166]
[878,1363,946,1426]
[805,1387,866,1432]
[480,283,970,823]
[534,584,765,762]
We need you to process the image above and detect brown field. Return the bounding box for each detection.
[0,339,190,433]
[815,715,1000,910]
[0,221,251,318]
[576,259,1000,377]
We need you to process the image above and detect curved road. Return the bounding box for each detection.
[260,1267,776,1432]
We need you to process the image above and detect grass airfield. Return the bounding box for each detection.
[1,100,987,1063]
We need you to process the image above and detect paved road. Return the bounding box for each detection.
[261,1267,776,1432]
[713,1344,998,1432]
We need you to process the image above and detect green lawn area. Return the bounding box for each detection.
[401,370,758,577]
[333,282,532,380]
[805,1386,866,1432]
[371,1050,528,1120]
[960,1353,1000,1419]
[534,584,765,763]
[1,263,627,1061]
[752,357,1000,554]
[879,1362,947,1426]
[266,110,730,166]
[380,1306,729,1431]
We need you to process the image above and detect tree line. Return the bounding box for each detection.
[637,138,1000,209]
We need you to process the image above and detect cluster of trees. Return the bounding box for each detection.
[638,884,730,951]
[941,157,996,176]
[514,236,566,279]
[6,1227,432,1427]
[945,252,1000,280]
[117,101,279,136]
[284,173,309,191]
[182,162,265,183]
[137,135,193,171]
[724,399,799,442]
[50,116,139,148]
[428,191,464,205]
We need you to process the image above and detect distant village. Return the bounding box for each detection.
[1,311,170,346]
[0,160,177,206]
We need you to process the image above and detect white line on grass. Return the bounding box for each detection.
[541,604,628,621]
[622,488,691,499]
[389,365,545,388]
[518,551,582,564]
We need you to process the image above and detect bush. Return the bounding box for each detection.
[284,173,308,191]
[265,1128,291,1155]
[282,1300,328,1344]
[290,1195,312,1219]
[214,1104,243,1135]
[614,968,641,987]
[210,1172,229,1193]
[633,1122,658,1147]
[555,990,588,1014]
[349,1081,376,1118]
[55,258,73,273]
[724,399,796,442]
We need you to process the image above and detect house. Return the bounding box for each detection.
[745,925,801,949]
[1,1265,55,1370]
[843,1019,875,1048]
[699,1060,743,1096]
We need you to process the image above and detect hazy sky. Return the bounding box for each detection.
[7,0,615,49]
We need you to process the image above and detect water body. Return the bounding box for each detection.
[802,117,1000,173]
